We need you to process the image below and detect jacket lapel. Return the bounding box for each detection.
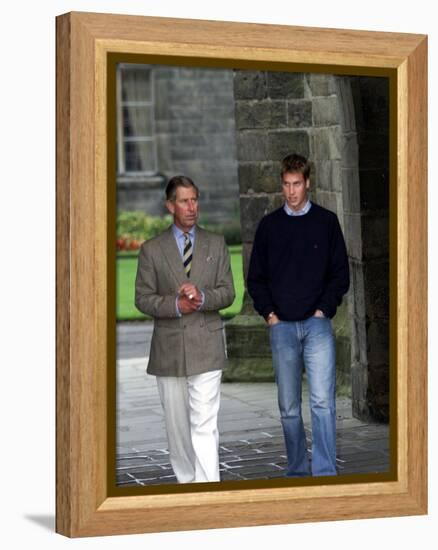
[159,227,187,284]
[189,226,210,283]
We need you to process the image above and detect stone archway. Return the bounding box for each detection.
[335,76,390,422]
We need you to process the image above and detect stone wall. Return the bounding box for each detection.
[230,70,352,393]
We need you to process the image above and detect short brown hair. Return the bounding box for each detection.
[165,175,199,201]
[281,153,311,180]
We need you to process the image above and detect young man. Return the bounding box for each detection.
[247,154,350,477]
[135,175,235,483]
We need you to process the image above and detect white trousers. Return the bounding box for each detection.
[156,369,222,483]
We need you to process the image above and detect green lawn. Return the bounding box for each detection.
[116,245,244,321]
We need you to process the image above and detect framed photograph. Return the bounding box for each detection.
[56,11,427,537]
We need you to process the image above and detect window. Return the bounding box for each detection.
[116,64,157,175]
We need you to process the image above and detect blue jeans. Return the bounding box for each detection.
[269,317,337,477]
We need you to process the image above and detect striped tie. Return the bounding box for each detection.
[183,233,193,277]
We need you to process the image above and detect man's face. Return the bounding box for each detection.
[166,185,199,232]
[281,170,310,212]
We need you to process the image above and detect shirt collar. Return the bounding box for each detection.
[172,224,196,239]
[284,200,312,217]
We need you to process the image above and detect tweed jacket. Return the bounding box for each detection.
[135,226,235,377]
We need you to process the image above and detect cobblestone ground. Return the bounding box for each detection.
[116,356,390,487]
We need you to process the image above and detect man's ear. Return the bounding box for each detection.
[305,178,310,190]
[165,200,175,215]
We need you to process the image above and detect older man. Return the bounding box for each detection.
[135,175,235,483]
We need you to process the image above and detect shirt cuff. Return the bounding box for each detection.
[197,290,205,310]
[175,296,182,317]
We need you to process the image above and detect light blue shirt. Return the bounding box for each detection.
[284,199,312,216]
[171,224,204,316]
[172,224,196,258]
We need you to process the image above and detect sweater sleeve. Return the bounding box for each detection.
[316,214,350,318]
[247,218,276,319]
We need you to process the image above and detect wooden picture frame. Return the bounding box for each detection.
[56,11,427,537]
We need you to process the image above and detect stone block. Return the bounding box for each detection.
[351,361,368,405]
[332,300,352,396]
[267,72,305,99]
[350,260,366,317]
[343,212,363,260]
[342,168,361,214]
[154,120,181,134]
[330,161,342,192]
[312,160,333,191]
[156,134,172,171]
[270,101,288,127]
[336,335,352,395]
[314,190,337,214]
[233,70,267,100]
[224,315,275,382]
[170,145,199,161]
[176,68,203,78]
[170,133,206,147]
[240,195,271,242]
[235,101,272,130]
[312,96,340,126]
[207,104,236,119]
[198,76,233,94]
[155,67,178,79]
[267,130,309,161]
[236,131,268,161]
[168,90,202,106]
[270,193,285,211]
[287,100,312,128]
[154,80,171,119]
[235,100,289,130]
[336,194,345,232]
[349,320,360,367]
[305,73,333,97]
[208,133,238,159]
[341,133,360,168]
[238,162,280,193]
[241,243,253,281]
[335,77,356,132]
[353,316,368,368]
[311,127,342,160]
[169,105,203,120]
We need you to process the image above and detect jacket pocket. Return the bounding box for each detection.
[206,319,223,332]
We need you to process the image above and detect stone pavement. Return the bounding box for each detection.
[116,322,390,487]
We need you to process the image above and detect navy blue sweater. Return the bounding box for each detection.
[247,204,350,321]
